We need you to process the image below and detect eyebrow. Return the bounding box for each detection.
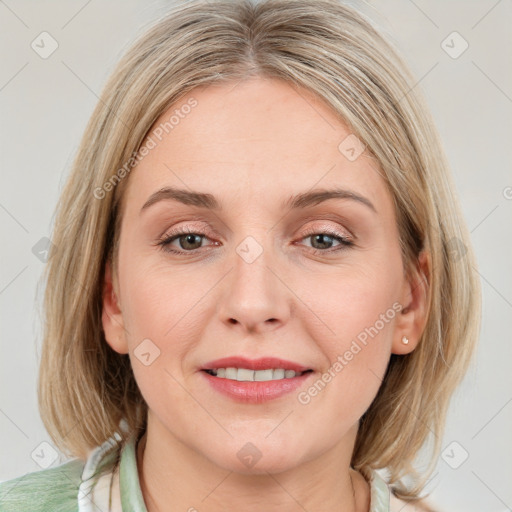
[284,187,376,213]
[140,186,377,214]
[141,187,220,212]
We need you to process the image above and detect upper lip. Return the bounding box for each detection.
[201,356,311,373]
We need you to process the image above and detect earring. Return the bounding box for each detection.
[401,335,409,345]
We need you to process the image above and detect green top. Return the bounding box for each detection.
[0,435,392,511]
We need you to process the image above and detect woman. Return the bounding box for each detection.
[0,0,480,510]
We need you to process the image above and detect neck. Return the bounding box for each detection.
[136,414,370,512]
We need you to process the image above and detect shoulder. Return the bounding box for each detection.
[0,457,85,512]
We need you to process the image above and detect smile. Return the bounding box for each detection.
[201,368,314,403]
[204,367,312,381]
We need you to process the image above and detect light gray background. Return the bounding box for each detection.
[1,1,511,511]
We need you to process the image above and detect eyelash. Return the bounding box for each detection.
[155,226,354,256]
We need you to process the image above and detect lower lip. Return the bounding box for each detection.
[200,370,313,404]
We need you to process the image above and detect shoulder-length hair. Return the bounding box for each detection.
[38,0,481,500]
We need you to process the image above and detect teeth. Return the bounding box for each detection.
[210,367,303,381]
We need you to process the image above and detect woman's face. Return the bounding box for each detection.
[103,77,424,474]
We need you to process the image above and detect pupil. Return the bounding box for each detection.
[313,234,332,249]
[181,234,201,249]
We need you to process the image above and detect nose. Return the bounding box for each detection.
[217,241,292,335]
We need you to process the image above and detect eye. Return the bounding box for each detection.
[298,228,354,253]
[156,227,216,254]
[155,226,354,256]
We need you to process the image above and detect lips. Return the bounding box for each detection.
[201,356,312,373]
[199,356,314,403]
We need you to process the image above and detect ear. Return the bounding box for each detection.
[392,250,430,355]
[101,259,129,354]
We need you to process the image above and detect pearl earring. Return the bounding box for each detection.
[401,335,409,345]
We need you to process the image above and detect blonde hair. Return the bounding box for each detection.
[38,0,481,501]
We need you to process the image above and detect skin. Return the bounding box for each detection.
[102,76,429,512]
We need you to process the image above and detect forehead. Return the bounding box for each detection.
[122,77,390,216]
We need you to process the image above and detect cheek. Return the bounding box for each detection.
[300,259,402,345]
[118,255,213,396]
[120,249,202,339]
[120,264,197,416]
[296,262,402,408]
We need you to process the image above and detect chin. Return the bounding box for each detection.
[206,442,307,476]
